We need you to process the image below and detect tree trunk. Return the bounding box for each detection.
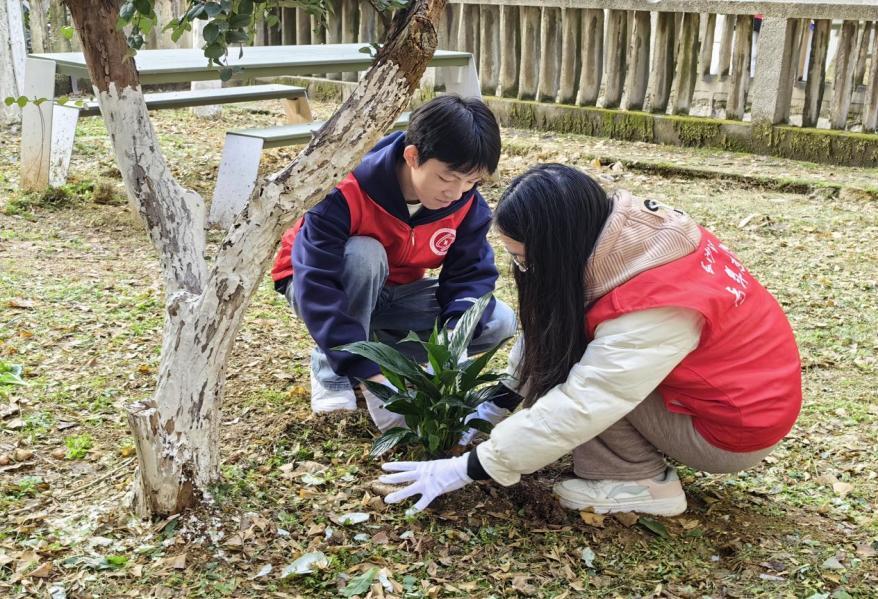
[1,0,26,125]
[63,0,446,518]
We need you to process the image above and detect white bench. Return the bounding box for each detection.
[209,112,411,228]
[48,84,309,187]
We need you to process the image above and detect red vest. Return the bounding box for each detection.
[586,229,802,452]
[272,173,475,286]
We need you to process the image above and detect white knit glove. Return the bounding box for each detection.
[379,454,472,512]
[458,400,511,446]
[362,379,407,433]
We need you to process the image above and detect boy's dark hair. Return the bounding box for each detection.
[404,95,501,174]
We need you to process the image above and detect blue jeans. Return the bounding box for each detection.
[286,236,517,391]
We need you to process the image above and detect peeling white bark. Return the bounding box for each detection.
[69,0,444,517]
[1,0,26,125]
[96,84,208,296]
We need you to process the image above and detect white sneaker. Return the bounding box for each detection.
[309,370,356,413]
[553,467,687,516]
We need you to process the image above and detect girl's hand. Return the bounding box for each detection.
[379,454,472,511]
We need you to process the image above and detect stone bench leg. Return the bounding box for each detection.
[209,133,264,229]
[20,57,56,191]
[445,55,482,100]
[283,95,313,124]
[49,104,81,187]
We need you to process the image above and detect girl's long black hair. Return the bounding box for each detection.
[495,164,614,406]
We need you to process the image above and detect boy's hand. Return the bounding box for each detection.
[362,376,406,432]
[379,454,472,512]
[458,400,510,446]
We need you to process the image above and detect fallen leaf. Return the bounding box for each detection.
[579,511,606,527]
[251,564,272,579]
[613,512,639,527]
[1,402,19,418]
[13,448,34,461]
[821,556,845,570]
[331,512,370,526]
[281,551,328,576]
[638,517,670,538]
[28,562,52,578]
[50,448,67,460]
[6,418,25,430]
[855,543,877,558]
[832,482,854,497]
[7,298,34,309]
[169,554,186,570]
[580,546,596,568]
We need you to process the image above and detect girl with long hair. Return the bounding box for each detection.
[377,164,802,516]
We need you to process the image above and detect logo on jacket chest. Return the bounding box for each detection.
[429,228,457,256]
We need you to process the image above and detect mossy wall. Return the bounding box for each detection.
[486,97,878,167]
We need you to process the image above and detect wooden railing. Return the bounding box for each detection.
[256,0,878,133]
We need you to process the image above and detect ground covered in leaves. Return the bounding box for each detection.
[1,96,877,598]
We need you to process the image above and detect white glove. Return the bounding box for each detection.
[458,400,511,446]
[379,454,472,512]
[362,378,406,433]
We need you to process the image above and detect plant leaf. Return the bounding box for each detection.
[446,293,493,362]
[466,417,493,434]
[361,379,397,403]
[370,427,414,458]
[638,517,670,538]
[460,338,511,390]
[341,567,378,597]
[336,341,437,394]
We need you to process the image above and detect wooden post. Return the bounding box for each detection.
[297,8,311,44]
[341,0,358,81]
[672,12,701,114]
[518,6,540,100]
[325,1,342,80]
[726,15,753,120]
[751,17,803,125]
[282,8,296,44]
[853,21,873,88]
[865,29,878,131]
[497,5,519,97]
[699,13,716,78]
[803,19,831,128]
[537,7,561,103]
[457,4,479,68]
[603,9,628,109]
[576,9,603,106]
[479,5,500,95]
[829,20,859,130]
[624,10,650,110]
[557,8,580,105]
[718,13,735,77]
[650,11,675,113]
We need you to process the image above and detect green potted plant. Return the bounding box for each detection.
[338,293,511,459]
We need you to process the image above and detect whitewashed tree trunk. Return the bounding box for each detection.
[65,0,446,517]
[1,0,27,125]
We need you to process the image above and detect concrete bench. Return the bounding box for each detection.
[48,84,310,187]
[76,83,308,117]
[209,112,411,228]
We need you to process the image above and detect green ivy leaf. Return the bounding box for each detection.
[60,25,75,40]
[16,96,28,108]
[203,43,225,60]
[119,2,136,20]
[203,22,220,43]
[133,0,152,15]
[56,96,69,105]
[4,96,16,107]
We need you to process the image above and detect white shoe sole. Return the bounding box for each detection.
[311,399,357,413]
[557,494,687,517]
